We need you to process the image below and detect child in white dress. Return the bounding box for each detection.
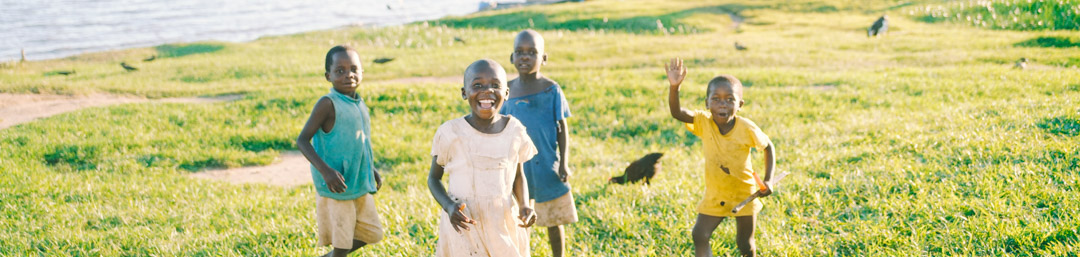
[428,59,538,257]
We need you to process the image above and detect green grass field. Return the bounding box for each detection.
[2,0,1079,256]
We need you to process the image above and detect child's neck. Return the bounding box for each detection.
[713,117,736,135]
[333,88,358,99]
[517,71,542,84]
[466,114,506,134]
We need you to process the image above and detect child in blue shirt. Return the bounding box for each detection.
[296,45,384,257]
[500,29,578,257]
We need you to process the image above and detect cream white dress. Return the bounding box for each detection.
[431,117,537,257]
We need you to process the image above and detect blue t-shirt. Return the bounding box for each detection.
[500,84,572,203]
[309,89,378,200]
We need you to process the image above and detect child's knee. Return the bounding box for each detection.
[364,229,384,244]
[691,227,712,242]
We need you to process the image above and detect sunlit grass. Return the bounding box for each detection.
[912,0,1080,30]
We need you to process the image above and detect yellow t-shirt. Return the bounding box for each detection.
[685,111,771,217]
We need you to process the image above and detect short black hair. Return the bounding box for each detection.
[463,59,506,86]
[325,45,357,72]
[707,75,744,98]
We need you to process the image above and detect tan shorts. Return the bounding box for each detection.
[316,194,383,249]
[533,192,578,227]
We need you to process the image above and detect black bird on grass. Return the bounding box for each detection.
[143,55,156,62]
[868,14,888,38]
[734,41,748,51]
[373,57,395,64]
[454,36,467,44]
[121,62,138,71]
[609,152,664,185]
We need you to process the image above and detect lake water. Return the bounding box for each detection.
[0,0,494,62]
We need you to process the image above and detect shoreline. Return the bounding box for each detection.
[2,1,485,63]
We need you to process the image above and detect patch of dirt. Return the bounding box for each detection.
[187,151,313,187]
[0,93,243,129]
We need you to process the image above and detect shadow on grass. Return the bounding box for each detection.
[155,43,226,58]
[43,145,99,171]
[1038,116,1080,136]
[575,186,602,207]
[435,4,764,34]
[1015,36,1080,48]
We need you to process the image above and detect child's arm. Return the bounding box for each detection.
[556,119,570,182]
[513,162,536,227]
[665,58,694,123]
[427,158,474,232]
[296,97,347,193]
[373,167,382,192]
[761,143,776,197]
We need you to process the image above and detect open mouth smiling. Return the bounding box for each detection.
[478,99,495,110]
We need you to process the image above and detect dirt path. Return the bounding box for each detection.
[0,93,243,129]
[188,151,312,187]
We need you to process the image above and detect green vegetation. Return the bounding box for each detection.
[913,0,1080,30]
[1015,35,1080,48]
[2,0,1079,255]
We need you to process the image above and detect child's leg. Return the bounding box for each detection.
[547,225,564,257]
[692,214,725,257]
[318,194,383,257]
[734,215,756,257]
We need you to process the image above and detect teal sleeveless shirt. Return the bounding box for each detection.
[310,89,378,200]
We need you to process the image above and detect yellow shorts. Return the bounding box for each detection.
[533,192,578,227]
[316,194,384,249]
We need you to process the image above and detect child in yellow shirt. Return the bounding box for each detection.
[664,58,776,257]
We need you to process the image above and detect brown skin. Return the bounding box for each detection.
[510,29,573,257]
[428,60,536,234]
[296,50,382,257]
[665,58,777,257]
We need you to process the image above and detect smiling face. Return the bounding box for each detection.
[462,60,509,119]
[325,50,363,96]
[706,81,744,126]
[511,30,546,75]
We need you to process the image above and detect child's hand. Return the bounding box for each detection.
[759,180,774,197]
[374,168,383,192]
[321,169,348,193]
[447,201,475,232]
[558,165,571,182]
[518,206,536,228]
[665,58,687,88]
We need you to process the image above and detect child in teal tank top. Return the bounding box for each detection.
[296,45,384,257]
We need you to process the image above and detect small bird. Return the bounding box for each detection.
[1014,57,1028,69]
[454,36,466,44]
[734,41,748,51]
[143,55,156,62]
[868,14,889,38]
[121,62,138,71]
[386,4,392,10]
[373,57,394,64]
[609,152,664,185]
